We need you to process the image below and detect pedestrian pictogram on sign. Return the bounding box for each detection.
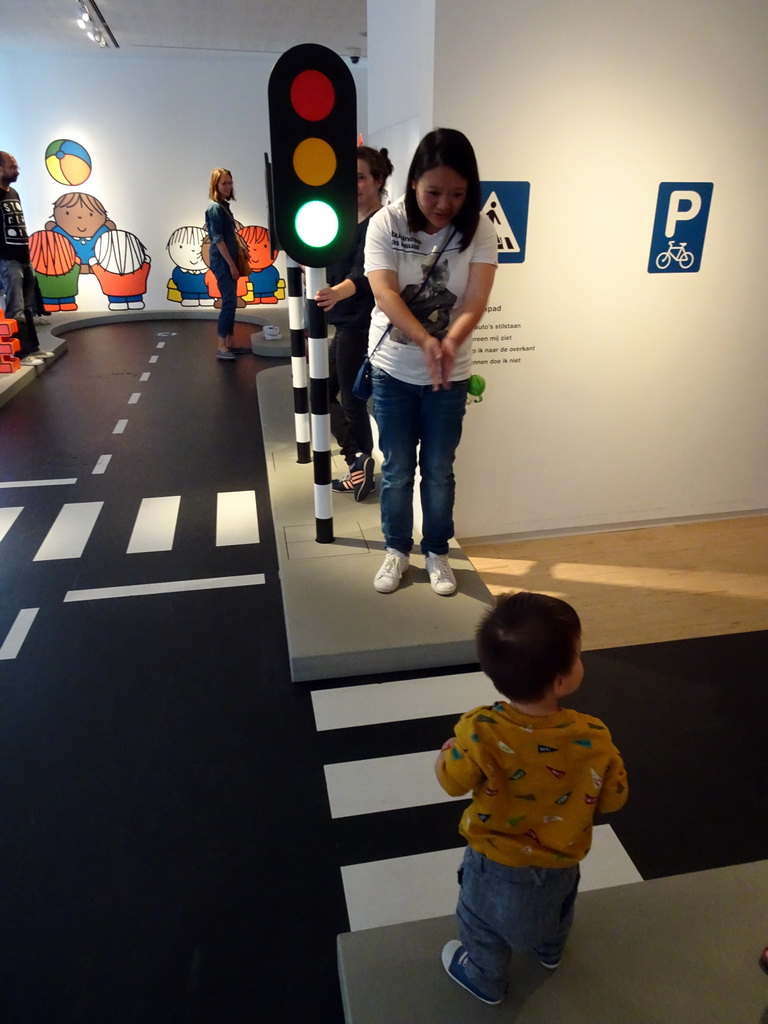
[479,182,530,264]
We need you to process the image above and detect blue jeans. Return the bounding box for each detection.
[0,258,39,356]
[210,252,236,339]
[371,366,467,556]
[456,846,580,1000]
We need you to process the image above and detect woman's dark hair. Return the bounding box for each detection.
[476,592,582,703]
[404,128,481,251]
[358,145,394,200]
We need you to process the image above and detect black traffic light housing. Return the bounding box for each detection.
[268,44,357,268]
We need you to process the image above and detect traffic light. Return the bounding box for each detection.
[268,44,357,268]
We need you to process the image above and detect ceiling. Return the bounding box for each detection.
[7,0,368,58]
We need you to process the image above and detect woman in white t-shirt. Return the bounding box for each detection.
[364,128,497,596]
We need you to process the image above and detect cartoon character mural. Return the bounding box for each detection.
[29,230,80,311]
[45,192,116,274]
[166,226,213,306]
[239,225,285,304]
[89,230,151,310]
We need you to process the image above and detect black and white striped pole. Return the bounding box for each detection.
[286,258,311,464]
[268,43,356,544]
[305,265,334,543]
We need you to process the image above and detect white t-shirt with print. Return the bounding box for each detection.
[364,196,497,386]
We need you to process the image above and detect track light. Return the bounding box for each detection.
[74,1,117,48]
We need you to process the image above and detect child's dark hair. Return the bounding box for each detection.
[477,592,582,702]
[404,127,481,251]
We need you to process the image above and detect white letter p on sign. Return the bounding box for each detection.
[665,190,702,237]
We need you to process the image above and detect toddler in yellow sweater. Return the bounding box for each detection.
[436,591,628,1004]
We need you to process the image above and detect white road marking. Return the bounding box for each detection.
[312,671,497,732]
[0,479,77,489]
[33,502,103,561]
[64,573,266,602]
[341,825,643,932]
[127,496,181,553]
[0,608,39,660]
[216,490,260,546]
[0,507,23,542]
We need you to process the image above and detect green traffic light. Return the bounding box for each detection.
[295,200,339,248]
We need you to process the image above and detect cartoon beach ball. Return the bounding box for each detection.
[45,139,92,186]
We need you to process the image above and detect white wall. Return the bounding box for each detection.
[366,0,435,198]
[424,0,768,538]
[1,48,367,312]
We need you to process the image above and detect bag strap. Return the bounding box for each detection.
[370,227,457,358]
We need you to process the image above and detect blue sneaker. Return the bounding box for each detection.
[441,940,502,1005]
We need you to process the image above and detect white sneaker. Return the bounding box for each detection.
[20,355,43,366]
[373,548,410,593]
[426,552,457,595]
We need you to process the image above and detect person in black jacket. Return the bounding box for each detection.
[314,146,393,501]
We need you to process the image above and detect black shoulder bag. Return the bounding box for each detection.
[352,228,457,401]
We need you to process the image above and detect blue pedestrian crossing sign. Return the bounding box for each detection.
[480,181,530,264]
[648,182,713,274]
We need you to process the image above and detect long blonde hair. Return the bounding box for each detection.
[208,167,236,203]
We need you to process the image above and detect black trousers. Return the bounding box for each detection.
[328,327,373,463]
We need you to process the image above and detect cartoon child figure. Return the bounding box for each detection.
[28,229,80,311]
[166,225,214,306]
[46,192,116,274]
[201,232,249,309]
[89,230,151,310]
[240,225,281,304]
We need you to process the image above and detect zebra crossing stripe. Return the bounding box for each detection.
[92,455,111,475]
[340,825,643,932]
[33,502,104,561]
[216,490,260,546]
[0,608,39,660]
[324,749,462,819]
[3,491,261,561]
[0,506,23,543]
[312,671,498,732]
[127,496,181,553]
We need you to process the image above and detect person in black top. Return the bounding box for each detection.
[314,146,393,501]
[0,152,54,366]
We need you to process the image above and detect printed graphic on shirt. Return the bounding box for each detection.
[391,254,457,345]
[1,198,28,248]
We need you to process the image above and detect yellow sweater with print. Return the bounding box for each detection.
[437,702,628,868]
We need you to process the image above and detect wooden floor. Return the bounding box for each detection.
[464,515,768,650]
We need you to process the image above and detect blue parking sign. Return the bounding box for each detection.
[480,181,530,264]
[648,182,713,274]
